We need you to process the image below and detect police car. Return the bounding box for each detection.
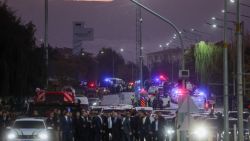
[5,117,52,141]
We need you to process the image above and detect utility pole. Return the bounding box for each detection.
[236,0,244,140]
[136,1,143,88]
[223,0,229,141]
[112,52,115,78]
[45,0,49,89]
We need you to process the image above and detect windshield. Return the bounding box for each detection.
[13,121,45,129]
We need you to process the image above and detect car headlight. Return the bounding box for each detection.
[166,128,175,136]
[93,102,97,106]
[38,132,48,140]
[7,132,17,140]
[192,126,208,139]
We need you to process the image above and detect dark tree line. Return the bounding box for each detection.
[48,47,148,88]
[0,3,46,96]
[0,2,148,96]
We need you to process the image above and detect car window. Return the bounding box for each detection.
[13,121,45,129]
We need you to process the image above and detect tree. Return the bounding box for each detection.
[48,47,97,88]
[0,2,46,96]
[194,41,223,85]
[96,48,125,80]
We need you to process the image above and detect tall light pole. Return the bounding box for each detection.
[130,1,186,141]
[136,1,143,88]
[45,0,49,89]
[223,0,229,141]
[236,0,244,140]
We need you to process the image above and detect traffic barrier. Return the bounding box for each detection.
[140,98,146,107]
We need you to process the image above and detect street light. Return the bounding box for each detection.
[230,0,235,3]
[212,24,217,28]
[211,16,236,24]
[68,0,113,1]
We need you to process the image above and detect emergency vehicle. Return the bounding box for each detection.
[29,87,80,116]
[34,87,75,104]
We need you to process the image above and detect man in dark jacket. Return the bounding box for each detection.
[73,111,84,141]
[138,111,151,141]
[92,112,103,141]
[112,112,122,141]
[121,112,132,141]
[151,112,166,141]
[130,111,140,141]
[81,110,90,141]
[102,112,109,141]
[60,111,73,141]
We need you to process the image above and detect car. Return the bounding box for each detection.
[228,111,250,120]
[88,98,101,106]
[104,78,125,93]
[5,117,52,141]
[220,118,250,141]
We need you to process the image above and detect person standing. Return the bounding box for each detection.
[138,112,151,141]
[112,112,122,141]
[102,112,109,141]
[107,112,113,141]
[151,113,166,141]
[92,112,103,141]
[73,111,83,141]
[121,112,132,141]
[81,110,90,141]
[130,111,140,141]
[60,111,73,141]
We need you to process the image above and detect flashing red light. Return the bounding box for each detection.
[88,82,95,88]
[140,88,147,94]
[159,75,167,81]
[174,88,187,95]
[205,102,209,110]
[248,105,250,109]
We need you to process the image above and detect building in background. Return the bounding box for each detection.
[147,48,182,82]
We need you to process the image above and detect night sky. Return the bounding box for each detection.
[4,0,250,61]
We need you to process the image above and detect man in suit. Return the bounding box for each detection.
[60,111,73,141]
[130,111,140,141]
[138,111,151,141]
[112,112,122,141]
[92,112,103,141]
[151,112,166,141]
[73,111,83,141]
[81,110,90,141]
[121,112,132,141]
[102,112,111,141]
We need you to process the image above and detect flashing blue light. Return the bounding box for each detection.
[199,92,205,96]
[104,78,110,82]
[135,80,141,84]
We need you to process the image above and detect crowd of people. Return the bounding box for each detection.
[42,108,174,141]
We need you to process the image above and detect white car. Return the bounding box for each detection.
[6,117,52,141]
